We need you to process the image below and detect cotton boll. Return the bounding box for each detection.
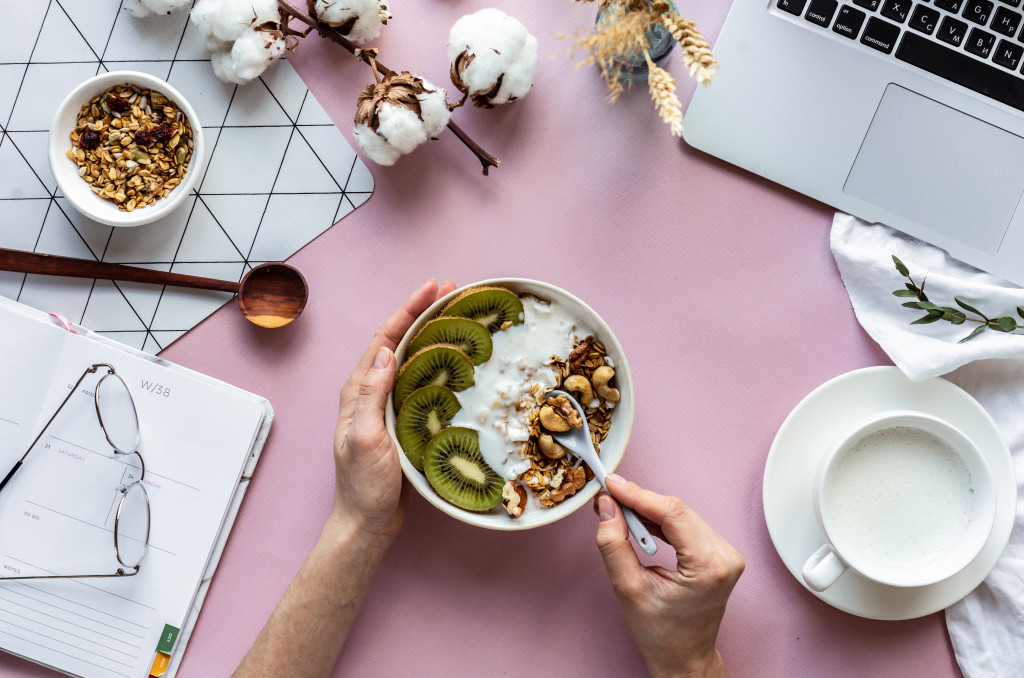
[416,77,452,138]
[210,30,285,84]
[209,51,238,84]
[374,105,427,154]
[352,72,451,166]
[448,8,538,107]
[192,0,281,44]
[124,0,191,18]
[353,123,403,166]
[313,0,391,44]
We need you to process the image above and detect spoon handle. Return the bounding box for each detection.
[617,498,658,556]
[0,248,240,293]
[587,464,657,554]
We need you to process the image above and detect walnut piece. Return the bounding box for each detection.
[546,395,583,429]
[566,337,593,373]
[501,481,527,518]
[550,467,587,503]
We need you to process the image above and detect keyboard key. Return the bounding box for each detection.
[861,16,902,51]
[895,31,1024,112]
[1000,0,1021,8]
[963,0,994,24]
[910,4,941,32]
[991,6,1022,35]
[834,4,868,35]
[806,0,840,25]
[882,0,913,21]
[938,15,970,45]
[993,37,1024,66]
[854,0,881,9]
[778,0,809,15]
[966,27,997,54]
[935,0,963,11]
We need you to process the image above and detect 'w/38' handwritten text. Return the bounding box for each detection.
[140,379,171,398]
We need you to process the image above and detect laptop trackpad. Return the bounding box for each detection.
[844,84,1024,255]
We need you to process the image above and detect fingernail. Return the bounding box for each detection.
[606,473,625,489]
[372,346,391,370]
[597,495,616,522]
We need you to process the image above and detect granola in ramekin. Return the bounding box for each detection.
[67,84,193,212]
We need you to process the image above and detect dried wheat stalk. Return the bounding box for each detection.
[569,0,717,133]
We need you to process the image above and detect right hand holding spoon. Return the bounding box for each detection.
[594,473,745,678]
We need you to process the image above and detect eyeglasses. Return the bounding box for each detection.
[0,363,151,580]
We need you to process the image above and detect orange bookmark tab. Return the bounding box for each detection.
[149,651,171,677]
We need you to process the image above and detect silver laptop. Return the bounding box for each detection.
[684,0,1024,285]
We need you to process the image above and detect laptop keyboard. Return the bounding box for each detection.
[776,0,1024,112]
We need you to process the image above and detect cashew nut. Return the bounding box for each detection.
[592,366,620,402]
[539,405,571,432]
[538,434,569,460]
[562,375,594,408]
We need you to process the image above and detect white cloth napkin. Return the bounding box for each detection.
[830,213,1024,677]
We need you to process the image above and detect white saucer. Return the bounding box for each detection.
[764,366,1016,620]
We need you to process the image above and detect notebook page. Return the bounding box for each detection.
[0,314,70,474]
[0,331,264,678]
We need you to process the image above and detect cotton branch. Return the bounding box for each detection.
[276,0,501,175]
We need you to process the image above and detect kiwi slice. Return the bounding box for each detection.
[407,317,493,365]
[394,344,475,407]
[423,427,504,511]
[396,386,462,470]
[441,286,525,334]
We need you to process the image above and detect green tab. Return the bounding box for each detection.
[156,624,179,654]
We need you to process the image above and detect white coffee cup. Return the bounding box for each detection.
[801,410,996,592]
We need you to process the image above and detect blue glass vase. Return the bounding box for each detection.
[595,0,678,84]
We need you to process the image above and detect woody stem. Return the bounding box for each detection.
[276,0,500,174]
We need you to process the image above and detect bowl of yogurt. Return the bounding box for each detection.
[385,279,635,530]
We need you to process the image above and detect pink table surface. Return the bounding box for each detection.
[3,1,963,676]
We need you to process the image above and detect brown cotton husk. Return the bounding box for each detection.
[354,71,429,130]
[308,0,358,33]
[450,50,506,109]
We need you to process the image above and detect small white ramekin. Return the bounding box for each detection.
[49,70,205,228]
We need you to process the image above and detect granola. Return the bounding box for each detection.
[66,85,193,212]
[512,336,617,511]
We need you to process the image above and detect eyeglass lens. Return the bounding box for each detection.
[115,482,150,568]
[95,373,139,455]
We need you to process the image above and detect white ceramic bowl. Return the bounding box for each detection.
[48,71,205,228]
[385,279,635,530]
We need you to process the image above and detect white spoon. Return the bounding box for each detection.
[547,390,657,555]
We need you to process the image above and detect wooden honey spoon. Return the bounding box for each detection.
[0,248,308,328]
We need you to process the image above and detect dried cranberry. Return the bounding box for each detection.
[134,129,153,146]
[106,96,131,114]
[150,124,174,143]
[78,130,101,150]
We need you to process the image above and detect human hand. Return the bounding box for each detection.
[328,278,456,548]
[595,474,744,678]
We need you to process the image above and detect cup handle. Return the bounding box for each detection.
[802,544,848,592]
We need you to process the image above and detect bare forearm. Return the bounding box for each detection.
[234,518,389,678]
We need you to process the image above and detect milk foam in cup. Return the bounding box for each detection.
[801,411,996,591]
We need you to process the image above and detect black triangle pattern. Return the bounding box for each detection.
[1,0,373,353]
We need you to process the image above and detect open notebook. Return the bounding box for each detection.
[0,297,271,678]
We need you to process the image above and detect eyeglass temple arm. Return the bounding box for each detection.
[0,566,139,581]
[0,364,114,494]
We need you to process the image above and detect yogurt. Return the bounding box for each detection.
[450,297,593,480]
